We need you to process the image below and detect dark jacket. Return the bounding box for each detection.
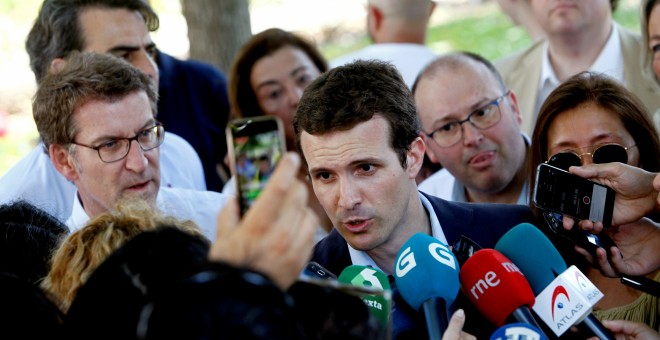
[312,192,538,339]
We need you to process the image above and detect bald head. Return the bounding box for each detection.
[367,0,435,43]
[414,52,507,95]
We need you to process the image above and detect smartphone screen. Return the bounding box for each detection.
[533,163,614,229]
[226,116,286,216]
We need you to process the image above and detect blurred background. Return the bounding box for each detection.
[0,0,641,177]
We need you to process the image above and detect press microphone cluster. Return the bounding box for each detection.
[459,248,546,334]
[495,223,614,339]
[393,233,460,340]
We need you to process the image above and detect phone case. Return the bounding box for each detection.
[226,116,286,216]
[534,163,614,229]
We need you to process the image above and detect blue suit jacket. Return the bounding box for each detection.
[156,51,230,192]
[312,192,538,339]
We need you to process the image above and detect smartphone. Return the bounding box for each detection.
[226,116,286,216]
[534,163,615,229]
[299,261,338,281]
[542,211,616,260]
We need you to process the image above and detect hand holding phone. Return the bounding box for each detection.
[534,163,615,229]
[226,116,286,216]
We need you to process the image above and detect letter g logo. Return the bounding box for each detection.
[429,242,457,270]
[395,246,416,277]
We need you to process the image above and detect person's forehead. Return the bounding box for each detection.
[78,7,150,50]
[74,91,154,136]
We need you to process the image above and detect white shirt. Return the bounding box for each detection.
[0,132,206,222]
[536,23,625,116]
[418,133,530,205]
[347,192,448,272]
[330,43,437,89]
[67,187,230,241]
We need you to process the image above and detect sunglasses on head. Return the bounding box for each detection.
[546,143,636,171]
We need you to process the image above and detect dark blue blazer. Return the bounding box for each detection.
[156,51,230,192]
[311,192,538,339]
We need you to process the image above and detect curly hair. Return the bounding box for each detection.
[41,198,203,313]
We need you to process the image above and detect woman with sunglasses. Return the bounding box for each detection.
[528,71,660,330]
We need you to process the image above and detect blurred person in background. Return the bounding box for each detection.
[330,0,437,88]
[227,28,332,240]
[496,0,660,135]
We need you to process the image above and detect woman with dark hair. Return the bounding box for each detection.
[528,71,660,330]
[227,28,332,237]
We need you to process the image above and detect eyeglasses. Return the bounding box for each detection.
[72,124,165,163]
[546,143,636,171]
[425,91,509,147]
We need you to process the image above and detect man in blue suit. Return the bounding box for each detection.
[294,60,538,338]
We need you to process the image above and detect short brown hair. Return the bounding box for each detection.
[33,51,157,151]
[228,28,328,120]
[294,60,420,168]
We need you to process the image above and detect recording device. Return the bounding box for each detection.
[459,248,546,336]
[394,233,460,340]
[495,223,614,339]
[534,163,614,229]
[490,322,546,340]
[299,261,337,281]
[226,116,286,216]
[541,210,616,261]
[337,265,392,331]
[451,235,483,267]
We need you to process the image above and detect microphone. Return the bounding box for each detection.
[394,232,460,340]
[490,322,546,340]
[459,248,546,334]
[495,223,614,339]
[337,265,391,330]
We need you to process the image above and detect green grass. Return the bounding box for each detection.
[320,3,641,62]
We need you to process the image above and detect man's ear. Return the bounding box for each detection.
[507,90,523,126]
[367,4,384,36]
[49,144,79,182]
[49,57,67,75]
[421,134,440,164]
[407,136,426,179]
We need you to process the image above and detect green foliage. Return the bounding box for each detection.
[320,3,641,62]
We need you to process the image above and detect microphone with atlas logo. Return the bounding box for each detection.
[495,223,614,339]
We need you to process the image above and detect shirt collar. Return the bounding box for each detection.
[347,192,447,272]
[537,23,624,113]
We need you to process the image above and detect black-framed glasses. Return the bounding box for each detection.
[425,91,509,147]
[72,124,165,163]
[546,143,636,171]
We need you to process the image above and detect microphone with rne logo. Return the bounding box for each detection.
[495,223,614,339]
[489,322,547,340]
[394,233,460,340]
[459,248,546,336]
[337,265,391,330]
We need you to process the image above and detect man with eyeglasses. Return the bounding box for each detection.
[34,52,228,239]
[413,52,529,205]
